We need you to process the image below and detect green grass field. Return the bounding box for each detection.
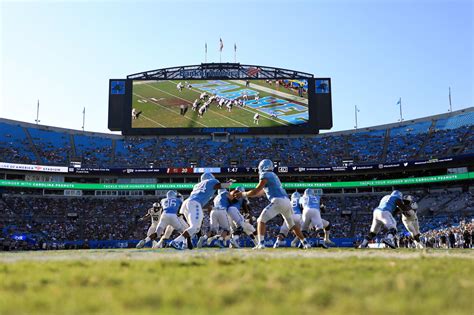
[1,249,473,315]
[131,80,308,129]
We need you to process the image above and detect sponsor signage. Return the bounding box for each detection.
[0,172,471,190]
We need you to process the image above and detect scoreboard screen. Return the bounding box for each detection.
[108,77,332,135]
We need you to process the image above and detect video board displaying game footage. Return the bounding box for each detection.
[129,79,313,132]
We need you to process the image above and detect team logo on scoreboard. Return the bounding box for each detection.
[111,81,125,95]
[315,79,330,94]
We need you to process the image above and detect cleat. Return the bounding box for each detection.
[253,243,266,250]
[358,239,369,249]
[383,237,396,249]
[319,241,329,249]
[290,238,299,247]
[273,241,280,248]
[325,239,336,247]
[302,243,311,250]
[170,241,184,250]
[136,239,146,249]
[229,238,240,248]
[197,236,206,248]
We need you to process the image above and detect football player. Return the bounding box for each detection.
[192,99,200,111]
[198,104,206,118]
[274,191,303,248]
[300,189,328,249]
[359,190,409,249]
[136,191,185,249]
[169,172,234,250]
[136,202,162,248]
[196,189,232,248]
[233,159,310,249]
[253,113,260,125]
[227,186,258,248]
[401,195,424,249]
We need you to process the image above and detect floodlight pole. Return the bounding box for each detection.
[82,107,85,132]
[449,87,452,112]
[354,105,359,129]
[35,100,40,124]
[399,98,404,122]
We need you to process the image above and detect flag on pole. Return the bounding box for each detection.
[219,38,224,52]
[205,42,207,53]
[234,43,237,52]
[83,107,85,114]
[397,97,401,105]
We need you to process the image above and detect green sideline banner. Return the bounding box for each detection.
[0,172,472,191]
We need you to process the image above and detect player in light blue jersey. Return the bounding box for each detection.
[300,189,332,249]
[233,159,310,249]
[227,186,258,248]
[196,189,232,248]
[137,191,186,249]
[170,172,234,250]
[273,191,304,248]
[359,190,409,249]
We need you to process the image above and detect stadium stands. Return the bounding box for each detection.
[0,108,472,168]
[1,190,472,248]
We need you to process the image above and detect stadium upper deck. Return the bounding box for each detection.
[0,107,472,168]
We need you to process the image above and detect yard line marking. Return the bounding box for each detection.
[133,92,209,127]
[168,80,290,127]
[149,82,250,128]
[140,114,166,127]
[229,80,308,105]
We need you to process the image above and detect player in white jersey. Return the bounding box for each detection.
[233,159,310,249]
[253,113,260,125]
[192,99,200,111]
[300,189,329,249]
[218,98,226,109]
[400,195,424,249]
[254,94,260,102]
[198,104,206,118]
[136,202,162,248]
[132,108,138,120]
[200,92,208,100]
[226,101,232,112]
[177,82,184,91]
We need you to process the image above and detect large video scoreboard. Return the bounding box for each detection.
[108,64,332,135]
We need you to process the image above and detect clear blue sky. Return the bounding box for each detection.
[1,0,472,133]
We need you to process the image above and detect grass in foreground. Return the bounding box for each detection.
[0,249,473,315]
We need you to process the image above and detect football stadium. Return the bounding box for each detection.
[1,1,473,315]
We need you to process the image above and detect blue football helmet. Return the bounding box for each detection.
[291,191,301,200]
[167,190,177,199]
[391,190,403,199]
[304,189,315,196]
[258,159,274,173]
[201,172,215,181]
